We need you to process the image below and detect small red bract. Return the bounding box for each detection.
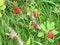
[33,11,39,18]
[48,30,54,38]
[33,22,38,27]
[14,7,19,14]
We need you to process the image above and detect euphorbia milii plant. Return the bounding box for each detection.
[40,21,59,39]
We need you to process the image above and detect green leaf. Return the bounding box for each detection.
[27,7,31,15]
[53,0,60,3]
[0,34,2,45]
[53,7,59,13]
[20,15,26,20]
[32,15,36,19]
[33,41,42,45]
[0,13,2,17]
[40,24,46,31]
[31,6,35,12]
[47,21,51,30]
[26,38,31,45]
[0,0,4,6]
[53,30,59,35]
[32,29,36,32]
[51,22,55,30]
[12,1,18,7]
[37,32,44,38]
[43,1,57,6]
[29,21,32,26]
[0,5,6,10]
[48,38,54,42]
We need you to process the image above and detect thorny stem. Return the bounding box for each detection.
[2,20,24,45]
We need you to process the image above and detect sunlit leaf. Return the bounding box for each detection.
[0,5,6,10]
[37,32,44,38]
[51,22,55,30]
[29,21,32,26]
[53,30,59,35]
[0,0,4,6]
[26,37,31,45]
[47,21,51,30]
[0,13,2,17]
[40,24,46,31]
[48,38,54,42]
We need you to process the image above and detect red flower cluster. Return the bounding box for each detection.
[33,11,39,18]
[14,6,23,14]
[48,30,54,38]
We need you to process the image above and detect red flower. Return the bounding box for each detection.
[48,30,54,38]
[14,7,19,14]
[33,21,38,27]
[33,20,41,29]
[33,11,39,18]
